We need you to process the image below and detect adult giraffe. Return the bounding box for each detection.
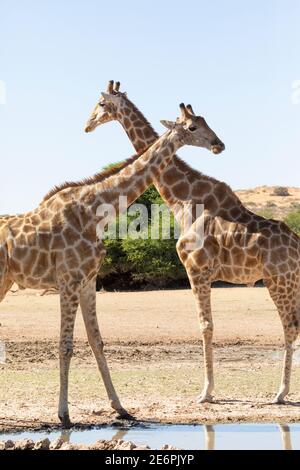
[0,104,224,426]
[85,80,300,404]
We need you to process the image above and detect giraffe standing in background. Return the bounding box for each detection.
[0,104,224,426]
[85,80,300,404]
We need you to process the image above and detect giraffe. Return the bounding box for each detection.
[85,80,300,404]
[0,103,224,427]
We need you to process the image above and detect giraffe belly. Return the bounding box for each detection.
[7,235,58,290]
[214,263,263,285]
[11,270,57,290]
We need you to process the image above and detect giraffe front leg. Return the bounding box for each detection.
[80,278,131,419]
[58,284,80,428]
[197,316,214,403]
[274,333,296,404]
[187,268,214,403]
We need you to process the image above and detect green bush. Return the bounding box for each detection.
[99,185,186,290]
[98,165,300,290]
[284,209,300,236]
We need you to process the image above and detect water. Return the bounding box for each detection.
[1,423,300,450]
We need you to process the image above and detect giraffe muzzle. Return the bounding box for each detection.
[211,141,225,154]
[85,124,92,133]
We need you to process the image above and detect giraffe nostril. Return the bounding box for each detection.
[211,139,225,154]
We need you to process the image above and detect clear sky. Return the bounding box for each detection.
[0,0,299,214]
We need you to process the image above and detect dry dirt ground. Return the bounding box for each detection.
[0,287,300,432]
[236,185,300,218]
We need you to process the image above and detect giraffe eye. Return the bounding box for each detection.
[99,102,105,107]
[189,125,197,132]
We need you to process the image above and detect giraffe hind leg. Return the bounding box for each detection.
[80,278,130,419]
[266,279,299,403]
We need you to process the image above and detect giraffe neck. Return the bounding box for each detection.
[79,131,181,217]
[117,98,225,213]
[118,98,159,151]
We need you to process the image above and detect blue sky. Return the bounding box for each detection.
[0,0,299,214]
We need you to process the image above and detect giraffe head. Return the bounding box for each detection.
[161,103,225,154]
[85,80,125,132]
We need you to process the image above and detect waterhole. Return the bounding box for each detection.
[1,423,300,450]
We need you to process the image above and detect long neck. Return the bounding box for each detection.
[118,97,159,152]
[81,131,181,216]
[117,98,207,209]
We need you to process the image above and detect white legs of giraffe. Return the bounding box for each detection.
[186,268,214,403]
[274,323,298,403]
[58,284,80,427]
[275,342,294,403]
[79,278,128,418]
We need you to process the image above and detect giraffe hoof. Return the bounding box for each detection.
[272,396,286,405]
[197,394,213,404]
[59,412,72,428]
[116,408,135,420]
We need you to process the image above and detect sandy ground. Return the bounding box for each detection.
[0,287,300,432]
[236,185,300,218]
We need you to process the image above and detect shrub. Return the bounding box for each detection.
[99,184,187,290]
[272,186,290,197]
[284,209,300,236]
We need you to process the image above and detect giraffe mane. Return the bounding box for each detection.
[42,144,153,202]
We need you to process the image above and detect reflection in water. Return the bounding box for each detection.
[279,425,292,450]
[203,424,293,450]
[60,429,72,444]
[204,425,215,450]
[58,425,217,449]
[57,423,293,450]
[109,426,216,449]
[1,422,298,450]
[58,428,132,446]
[202,424,293,450]
[111,430,129,441]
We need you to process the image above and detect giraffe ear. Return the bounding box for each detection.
[160,120,175,130]
[101,92,120,104]
[101,92,113,101]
